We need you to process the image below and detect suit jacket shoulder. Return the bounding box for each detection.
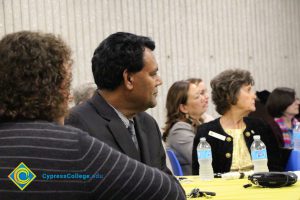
[65,92,172,174]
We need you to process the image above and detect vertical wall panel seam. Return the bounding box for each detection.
[2,0,7,34]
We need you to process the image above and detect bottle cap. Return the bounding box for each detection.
[200,137,206,141]
[253,135,260,140]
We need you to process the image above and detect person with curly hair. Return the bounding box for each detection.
[163,78,212,175]
[0,31,185,200]
[192,69,282,174]
[65,32,172,174]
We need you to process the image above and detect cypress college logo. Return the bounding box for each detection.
[8,162,36,190]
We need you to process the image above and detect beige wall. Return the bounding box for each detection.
[1,0,300,128]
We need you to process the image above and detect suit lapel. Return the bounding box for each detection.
[89,92,141,160]
[134,116,151,165]
[107,120,141,160]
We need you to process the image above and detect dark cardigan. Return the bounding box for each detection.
[192,117,284,174]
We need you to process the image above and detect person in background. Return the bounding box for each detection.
[296,106,300,121]
[192,69,282,174]
[65,32,172,174]
[186,78,214,122]
[266,87,300,149]
[72,82,97,105]
[0,31,185,200]
[163,78,212,175]
[249,90,284,147]
[255,90,270,105]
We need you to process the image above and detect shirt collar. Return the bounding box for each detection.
[108,104,133,128]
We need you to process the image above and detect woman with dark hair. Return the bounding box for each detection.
[163,78,212,175]
[192,69,282,174]
[266,87,300,148]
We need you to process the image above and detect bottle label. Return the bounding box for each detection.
[197,149,212,159]
[251,149,267,160]
[293,131,300,140]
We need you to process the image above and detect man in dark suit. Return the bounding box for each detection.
[0,31,185,200]
[65,32,171,174]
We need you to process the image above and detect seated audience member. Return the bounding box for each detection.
[249,90,284,146]
[163,78,212,175]
[65,32,171,174]
[296,107,300,121]
[72,82,97,105]
[192,69,282,174]
[186,78,214,122]
[0,31,185,200]
[249,90,291,169]
[266,87,300,149]
[256,90,270,105]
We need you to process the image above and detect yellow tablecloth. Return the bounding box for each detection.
[180,176,300,200]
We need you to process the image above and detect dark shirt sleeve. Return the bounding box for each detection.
[80,133,186,200]
[258,120,285,171]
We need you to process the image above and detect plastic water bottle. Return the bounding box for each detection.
[251,135,269,173]
[197,137,214,180]
[293,122,300,151]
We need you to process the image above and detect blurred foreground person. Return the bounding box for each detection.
[0,31,185,200]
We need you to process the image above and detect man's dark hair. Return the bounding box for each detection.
[0,31,72,121]
[91,32,155,90]
[266,87,296,117]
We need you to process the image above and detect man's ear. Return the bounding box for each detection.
[123,69,134,90]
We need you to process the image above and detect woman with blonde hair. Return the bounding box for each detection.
[163,78,212,175]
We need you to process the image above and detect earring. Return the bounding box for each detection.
[185,113,189,119]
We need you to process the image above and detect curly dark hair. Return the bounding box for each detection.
[162,78,203,142]
[210,69,254,115]
[92,32,155,90]
[0,31,72,121]
[266,87,296,118]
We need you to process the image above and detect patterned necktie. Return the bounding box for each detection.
[128,120,139,151]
